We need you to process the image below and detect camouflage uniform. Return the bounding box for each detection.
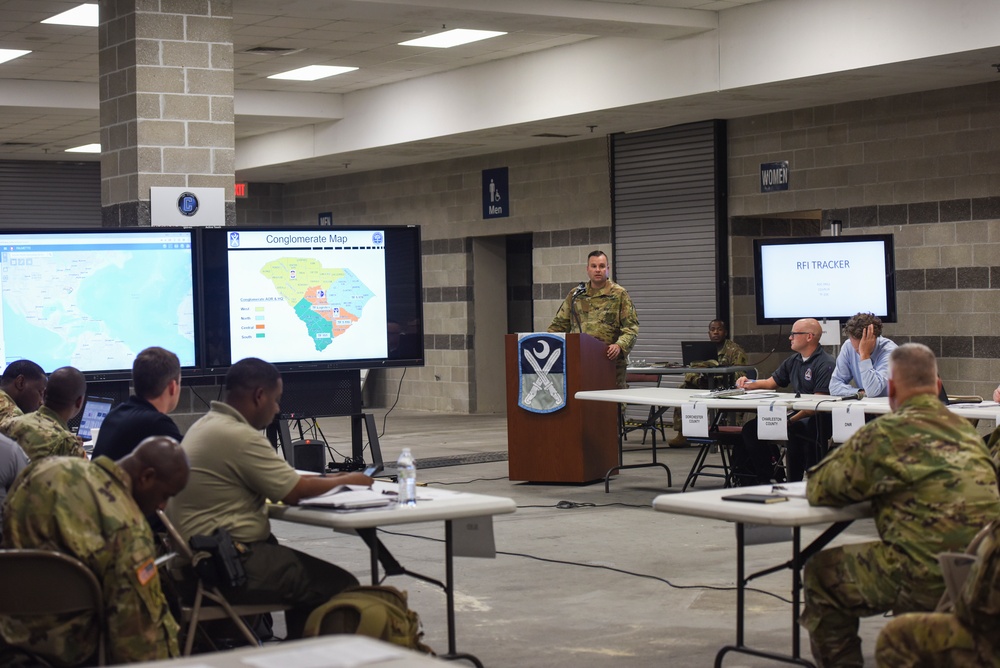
[0,456,180,666]
[673,339,749,434]
[875,521,1000,667]
[548,280,639,388]
[0,389,23,423]
[1,405,85,461]
[802,393,1000,668]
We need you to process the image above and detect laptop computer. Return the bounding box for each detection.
[681,341,719,366]
[78,396,114,442]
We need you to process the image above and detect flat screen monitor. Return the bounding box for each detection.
[200,225,424,372]
[753,234,897,325]
[0,229,197,377]
[78,395,114,441]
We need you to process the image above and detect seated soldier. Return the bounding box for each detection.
[0,437,189,666]
[875,520,1000,667]
[0,359,46,422]
[1,366,87,461]
[669,320,747,447]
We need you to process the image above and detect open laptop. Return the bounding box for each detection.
[78,396,114,443]
[681,341,719,366]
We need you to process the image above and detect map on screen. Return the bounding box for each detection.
[225,230,387,364]
[0,231,196,372]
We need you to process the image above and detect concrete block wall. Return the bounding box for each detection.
[728,80,1000,397]
[256,138,612,413]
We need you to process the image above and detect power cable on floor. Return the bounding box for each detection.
[424,476,510,486]
[375,527,794,605]
[518,501,648,510]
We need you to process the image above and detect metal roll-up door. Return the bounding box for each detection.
[611,120,728,375]
[0,161,101,228]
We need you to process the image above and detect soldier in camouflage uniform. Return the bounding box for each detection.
[0,359,47,423]
[548,250,639,389]
[802,343,1000,668]
[669,320,748,446]
[0,436,188,666]
[1,366,86,461]
[875,519,1000,667]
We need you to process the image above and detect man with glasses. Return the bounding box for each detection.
[731,318,834,484]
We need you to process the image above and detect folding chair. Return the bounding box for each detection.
[156,510,288,655]
[683,425,743,491]
[621,372,666,444]
[0,549,107,666]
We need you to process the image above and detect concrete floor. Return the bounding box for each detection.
[269,409,888,667]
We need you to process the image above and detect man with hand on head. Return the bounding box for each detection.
[548,249,639,389]
[2,366,87,461]
[802,343,1000,668]
[731,318,834,484]
[0,436,189,666]
[93,346,183,460]
[0,359,46,422]
[166,357,372,639]
[830,312,896,398]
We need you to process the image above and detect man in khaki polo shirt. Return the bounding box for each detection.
[166,357,371,638]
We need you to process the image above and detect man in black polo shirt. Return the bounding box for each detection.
[731,318,834,484]
[92,347,183,460]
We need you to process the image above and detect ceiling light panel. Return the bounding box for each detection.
[0,49,30,65]
[41,3,99,27]
[399,29,506,49]
[268,65,358,81]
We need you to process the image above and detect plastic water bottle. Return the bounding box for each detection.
[396,448,417,506]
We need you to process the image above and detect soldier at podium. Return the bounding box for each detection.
[548,250,639,389]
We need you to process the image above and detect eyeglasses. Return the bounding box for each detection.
[789,332,810,337]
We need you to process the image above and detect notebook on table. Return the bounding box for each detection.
[681,341,719,366]
[78,396,114,442]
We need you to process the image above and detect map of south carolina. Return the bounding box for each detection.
[260,258,375,351]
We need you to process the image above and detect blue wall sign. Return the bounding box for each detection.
[482,167,509,219]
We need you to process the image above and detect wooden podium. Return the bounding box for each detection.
[506,333,618,483]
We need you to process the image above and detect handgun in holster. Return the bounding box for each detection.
[189,526,248,589]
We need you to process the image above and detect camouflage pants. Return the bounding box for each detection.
[800,541,941,668]
[875,612,999,667]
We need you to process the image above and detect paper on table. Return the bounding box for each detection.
[730,391,780,400]
[241,635,409,668]
[298,484,394,510]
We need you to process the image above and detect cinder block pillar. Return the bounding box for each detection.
[99,0,234,226]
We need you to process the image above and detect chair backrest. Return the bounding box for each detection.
[0,548,106,665]
[0,549,103,617]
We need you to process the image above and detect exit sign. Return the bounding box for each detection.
[234,182,248,198]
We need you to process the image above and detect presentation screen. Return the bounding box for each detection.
[200,226,424,372]
[753,234,896,324]
[0,229,197,377]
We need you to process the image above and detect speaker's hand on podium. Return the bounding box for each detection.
[607,344,622,360]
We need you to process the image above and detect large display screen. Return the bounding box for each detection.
[753,234,897,324]
[0,229,196,376]
[200,226,424,372]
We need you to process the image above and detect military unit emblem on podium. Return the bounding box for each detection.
[517,333,567,413]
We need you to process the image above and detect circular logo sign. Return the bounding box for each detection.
[372,232,384,245]
[177,192,199,217]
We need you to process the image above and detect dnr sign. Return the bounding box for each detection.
[760,161,789,193]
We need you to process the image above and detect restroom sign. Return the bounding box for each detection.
[482,167,509,219]
[760,161,789,193]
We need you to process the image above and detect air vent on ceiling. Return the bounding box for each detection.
[244,46,303,55]
[532,133,579,139]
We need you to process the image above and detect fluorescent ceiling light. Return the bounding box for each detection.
[400,29,506,49]
[65,143,101,153]
[268,65,357,81]
[0,49,30,65]
[42,3,99,27]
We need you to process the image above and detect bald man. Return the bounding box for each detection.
[1,437,189,665]
[803,344,1000,667]
[1,366,87,461]
[732,318,835,484]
